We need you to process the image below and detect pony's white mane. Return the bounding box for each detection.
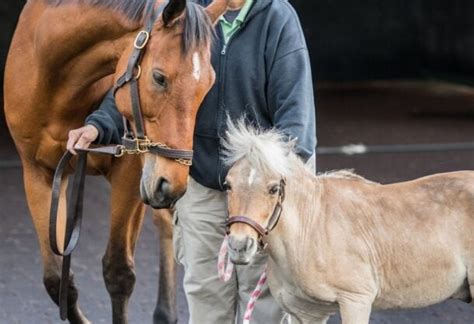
[319,169,378,184]
[221,119,297,178]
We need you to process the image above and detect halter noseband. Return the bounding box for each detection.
[112,0,193,166]
[226,178,286,249]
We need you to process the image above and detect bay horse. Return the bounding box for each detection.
[223,120,474,324]
[4,0,228,323]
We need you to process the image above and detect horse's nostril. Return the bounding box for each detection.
[155,177,171,196]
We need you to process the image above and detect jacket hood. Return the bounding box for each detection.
[245,0,272,22]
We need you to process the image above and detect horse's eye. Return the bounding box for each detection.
[269,185,280,195]
[153,70,167,88]
[223,181,232,191]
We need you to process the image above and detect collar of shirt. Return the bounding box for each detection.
[219,0,255,43]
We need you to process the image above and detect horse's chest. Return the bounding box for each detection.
[267,267,338,320]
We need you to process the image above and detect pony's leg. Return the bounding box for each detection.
[103,157,145,324]
[23,162,89,324]
[152,208,178,324]
[339,300,372,324]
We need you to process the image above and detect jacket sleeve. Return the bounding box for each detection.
[85,90,124,145]
[266,34,317,163]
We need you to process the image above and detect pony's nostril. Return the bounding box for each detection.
[246,238,255,250]
[229,236,252,253]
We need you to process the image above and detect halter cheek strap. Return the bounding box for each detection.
[112,0,194,166]
[226,178,286,249]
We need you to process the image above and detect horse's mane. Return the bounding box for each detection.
[46,0,214,53]
[221,119,301,178]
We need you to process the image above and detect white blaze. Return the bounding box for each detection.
[192,52,201,81]
[248,168,257,185]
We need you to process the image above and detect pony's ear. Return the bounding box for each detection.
[205,0,230,25]
[162,0,187,27]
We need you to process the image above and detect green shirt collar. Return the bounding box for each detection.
[220,0,254,26]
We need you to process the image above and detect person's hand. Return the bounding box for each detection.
[67,125,99,155]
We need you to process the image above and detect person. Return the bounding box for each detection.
[67,0,316,322]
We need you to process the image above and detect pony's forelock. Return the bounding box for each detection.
[222,118,297,178]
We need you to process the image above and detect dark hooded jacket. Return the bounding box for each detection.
[86,0,316,190]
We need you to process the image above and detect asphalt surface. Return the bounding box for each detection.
[2,83,474,323]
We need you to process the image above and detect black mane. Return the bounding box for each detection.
[46,0,214,53]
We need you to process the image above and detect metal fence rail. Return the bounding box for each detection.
[0,160,22,169]
[317,142,474,155]
[1,142,474,169]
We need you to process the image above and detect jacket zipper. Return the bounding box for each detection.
[216,25,246,190]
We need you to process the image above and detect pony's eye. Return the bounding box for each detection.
[153,70,167,88]
[269,185,280,195]
[223,181,232,191]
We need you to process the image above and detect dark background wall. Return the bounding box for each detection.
[2,0,474,85]
[0,1,26,98]
[291,0,474,82]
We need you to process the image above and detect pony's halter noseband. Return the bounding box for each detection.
[226,178,286,249]
[112,0,193,166]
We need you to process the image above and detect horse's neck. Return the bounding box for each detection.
[34,4,140,108]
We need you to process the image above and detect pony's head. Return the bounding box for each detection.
[114,0,228,208]
[222,119,297,264]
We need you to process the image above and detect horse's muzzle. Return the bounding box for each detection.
[140,177,183,209]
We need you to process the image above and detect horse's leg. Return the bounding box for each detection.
[338,300,372,324]
[103,157,145,324]
[152,208,178,324]
[23,162,89,324]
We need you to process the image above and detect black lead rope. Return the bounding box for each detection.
[49,151,88,320]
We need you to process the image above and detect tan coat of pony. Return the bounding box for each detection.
[224,121,474,324]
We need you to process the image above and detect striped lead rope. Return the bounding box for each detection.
[218,235,234,282]
[217,236,268,324]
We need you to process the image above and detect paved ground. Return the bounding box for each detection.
[2,83,474,323]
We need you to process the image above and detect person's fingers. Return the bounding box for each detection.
[74,133,93,151]
[67,130,80,155]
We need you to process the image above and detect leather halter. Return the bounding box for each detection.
[112,0,194,167]
[48,1,193,320]
[226,178,286,250]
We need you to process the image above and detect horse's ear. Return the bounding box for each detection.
[205,0,230,25]
[162,0,187,27]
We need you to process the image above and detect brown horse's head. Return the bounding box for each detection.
[223,120,296,264]
[115,0,228,208]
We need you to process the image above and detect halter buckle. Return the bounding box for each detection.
[135,65,142,80]
[136,137,152,153]
[115,137,152,157]
[134,31,150,50]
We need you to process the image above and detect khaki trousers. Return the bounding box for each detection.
[173,177,285,324]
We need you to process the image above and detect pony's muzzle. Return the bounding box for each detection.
[227,235,257,265]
